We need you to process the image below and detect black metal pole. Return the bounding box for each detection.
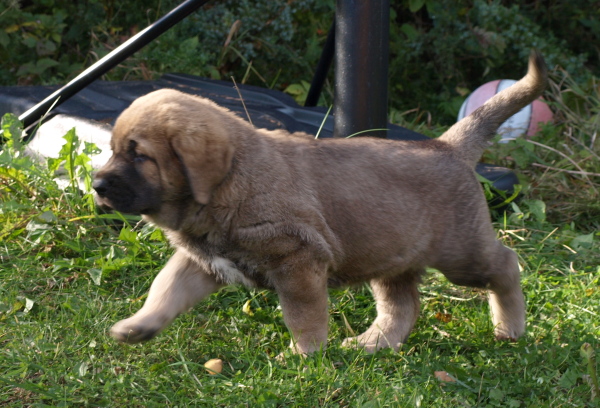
[334,0,389,138]
[304,20,335,108]
[18,0,210,135]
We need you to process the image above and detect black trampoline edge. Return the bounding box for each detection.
[0,75,519,199]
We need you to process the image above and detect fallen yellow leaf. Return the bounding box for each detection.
[242,299,253,316]
[204,358,223,375]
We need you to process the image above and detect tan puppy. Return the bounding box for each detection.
[94,52,547,354]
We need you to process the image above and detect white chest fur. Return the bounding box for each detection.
[209,256,256,288]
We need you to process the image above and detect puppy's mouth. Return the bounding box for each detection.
[95,196,160,216]
[94,195,140,215]
[93,178,159,215]
[94,197,115,212]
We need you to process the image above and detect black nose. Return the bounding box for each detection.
[93,177,109,196]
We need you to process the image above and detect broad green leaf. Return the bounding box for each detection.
[489,388,505,401]
[571,232,594,250]
[88,268,102,286]
[1,113,24,150]
[409,0,426,12]
[119,227,138,243]
[37,210,57,224]
[558,369,578,388]
[525,199,546,223]
[35,57,59,72]
[180,36,199,51]
[400,24,419,41]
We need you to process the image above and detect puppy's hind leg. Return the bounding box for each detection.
[110,249,222,343]
[440,242,525,341]
[486,245,525,340]
[342,270,422,353]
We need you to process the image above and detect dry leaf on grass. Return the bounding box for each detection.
[434,371,456,383]
[435,312,452,323]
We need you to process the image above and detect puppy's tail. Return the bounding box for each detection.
[438,50,548,167]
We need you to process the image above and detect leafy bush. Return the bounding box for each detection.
[2,0,599,124]
[0,0,100,84]
[135,0,333,87]
[0,0,333,86]
[388,0,597,123]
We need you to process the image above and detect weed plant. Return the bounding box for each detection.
[1,69,599,405]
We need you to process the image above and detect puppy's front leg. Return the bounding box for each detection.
[110,249,222,343]
[272,264,329,355]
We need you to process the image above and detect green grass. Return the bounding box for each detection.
[1,72,600,407]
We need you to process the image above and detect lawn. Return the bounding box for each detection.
[1,73,599,407]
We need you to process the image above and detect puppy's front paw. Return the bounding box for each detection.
[110,316,164,343]
[493,323,525,342]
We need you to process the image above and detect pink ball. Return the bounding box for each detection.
[457,79,553,142]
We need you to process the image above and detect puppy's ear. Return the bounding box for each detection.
[171,130,234,205]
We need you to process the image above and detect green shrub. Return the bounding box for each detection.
[387,0,596,123]
[0,0,598,125]
[135,0,333,87]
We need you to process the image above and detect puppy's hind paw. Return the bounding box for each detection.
[275,350,308,363]
[341,333,401,354]
[491,312,525,342]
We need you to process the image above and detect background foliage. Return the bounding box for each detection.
[1,0,599,124]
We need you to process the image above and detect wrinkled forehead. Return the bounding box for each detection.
[109,132,154,155]
[110,104,160,152]
[108,89,212,152]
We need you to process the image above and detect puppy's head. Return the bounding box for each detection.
[93,89,234,219]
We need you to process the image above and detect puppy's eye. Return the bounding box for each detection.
[133,152,149,163]
[127,141,150,163]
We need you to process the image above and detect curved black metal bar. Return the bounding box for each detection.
[18,0,210,138]
[304,19,336,108]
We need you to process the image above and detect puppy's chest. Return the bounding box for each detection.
[173,232,274,289]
